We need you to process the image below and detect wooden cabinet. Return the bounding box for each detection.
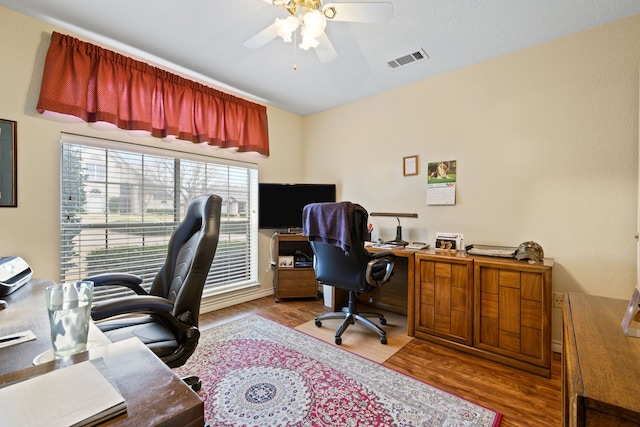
[474,258,552,377]
[413,250,553,377]
[275,234,318,301]
[563,293,640,426]
[414,252,474,345]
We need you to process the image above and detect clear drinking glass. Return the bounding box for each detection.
[45,281,94,358]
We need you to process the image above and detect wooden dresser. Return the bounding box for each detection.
[563,292,640,426]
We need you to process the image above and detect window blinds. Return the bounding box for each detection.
[60,136,258,302]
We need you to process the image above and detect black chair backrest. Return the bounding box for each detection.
[307,203,373,293]
[149,194,222,326]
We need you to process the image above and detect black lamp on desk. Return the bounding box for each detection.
[369,212,418,246]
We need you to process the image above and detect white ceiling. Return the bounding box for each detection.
[2,0,640,116]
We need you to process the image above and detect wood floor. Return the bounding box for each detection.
[199,296,562,427]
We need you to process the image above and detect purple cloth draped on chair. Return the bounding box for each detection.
[302,202,368,254]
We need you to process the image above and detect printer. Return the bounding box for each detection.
[0,256,32,297]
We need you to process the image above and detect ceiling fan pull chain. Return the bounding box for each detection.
[293,30,298,70]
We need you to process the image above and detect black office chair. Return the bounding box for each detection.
[303,201,395,345]
[86,195,221,386]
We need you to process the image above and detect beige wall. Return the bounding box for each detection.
[303,15,640,347]
[0,7,304,308]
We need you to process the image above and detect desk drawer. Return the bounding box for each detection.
[414,254,474,345]
[276,268,318,299]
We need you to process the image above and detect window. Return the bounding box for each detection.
[60,135,258,303]
[86,163,106,181]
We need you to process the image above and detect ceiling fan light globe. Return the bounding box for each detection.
[299,33,320,50]
[302,10,326,37]
[275,16,299,42]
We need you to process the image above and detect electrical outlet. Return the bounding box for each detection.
[553,292,564,308]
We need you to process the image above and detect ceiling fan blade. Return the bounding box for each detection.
[324,2,393,23]
[315,32,338,63]
[243,22,279,49]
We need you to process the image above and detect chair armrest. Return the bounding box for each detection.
[369,251,394,259]
[83,273,147,295]
[365,253,395,286]
[91,295,174,321]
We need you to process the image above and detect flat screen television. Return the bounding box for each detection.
[258,183,336,230]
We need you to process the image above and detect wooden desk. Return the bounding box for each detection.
[563,292,640,426]
[0,279,204,426]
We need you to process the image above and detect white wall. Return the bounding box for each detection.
[0,7,304,308]
[303,15,640,347]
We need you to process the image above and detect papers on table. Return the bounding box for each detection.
[371,243,405,249]
[0,359,126,426]
[405,243,430,251]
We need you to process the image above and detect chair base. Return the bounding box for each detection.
[314,290,388,345]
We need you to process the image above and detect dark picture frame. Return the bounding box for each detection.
[0,119,17,207]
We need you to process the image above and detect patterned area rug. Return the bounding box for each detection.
[174,315,502,427]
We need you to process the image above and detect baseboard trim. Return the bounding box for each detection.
[200,288,274,313]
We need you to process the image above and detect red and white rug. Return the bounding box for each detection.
[175,315,502,426]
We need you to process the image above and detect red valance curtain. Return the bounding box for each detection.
[37,32,270,156]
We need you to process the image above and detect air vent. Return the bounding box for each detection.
[387,49,429,70]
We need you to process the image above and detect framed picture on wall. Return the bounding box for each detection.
[0,119,17,207]
[403,155,418,176]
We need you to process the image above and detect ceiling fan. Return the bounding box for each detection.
[244,0,393,63]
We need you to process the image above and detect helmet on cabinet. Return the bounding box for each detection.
[515,241,544,262]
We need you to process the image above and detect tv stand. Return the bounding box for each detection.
[275,234,318,302]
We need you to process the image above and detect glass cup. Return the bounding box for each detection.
[45,281,94,358]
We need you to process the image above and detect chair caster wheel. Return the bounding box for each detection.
[380,318,387,325]
[380,336,387,345]
[335,337,342,345]
[315,320,322,327]
[183,376,202,392]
